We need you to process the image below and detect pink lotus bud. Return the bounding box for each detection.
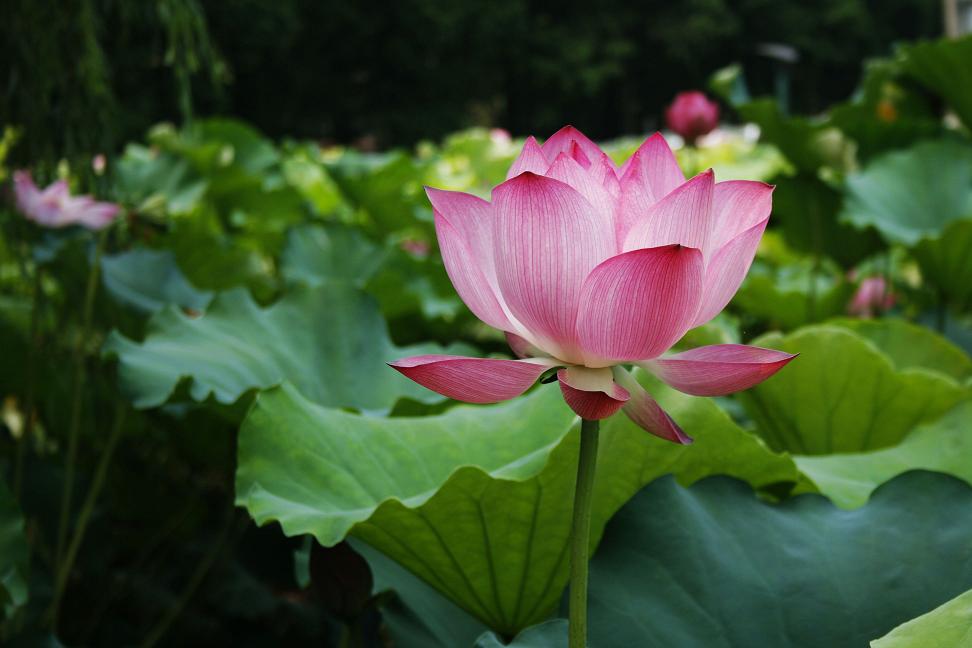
[389,126,795,442]
[665,91,720,145]
[400,237,430,257]
[848,276,894,318]
[92,154,107,175]
[490,128,512,145]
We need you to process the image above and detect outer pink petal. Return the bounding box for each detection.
[711,180,773,249]
[616,134,686,245]
[388,355,556,404]
[644,344,797,397]
[492,172,615,361]
[576,245,703,366]
[693,219,767,327]
[540,125,605,165]
[612,367,692,444]
[545,152,617,232]
[557,367,629,420]
[506,136,549,179]
[435,214,512,330]
[623,170,715,256]
[71,201,121,230]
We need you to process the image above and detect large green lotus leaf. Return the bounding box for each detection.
[912,218,972,312]
[828,317,972,381]
[738,326,967,454]
[103,283,462,412]
[732,260,855,330]
[280,224,386,289]
[796,400,972,509]
[871,587,972,648]
[0,480,28,619]
[101,247,213,315]
[587,471,972,647]
[840,139,972,246]
[900,34,972,131]
[771,174,884,268]
[236,375,797,637]
[475,621,567,647]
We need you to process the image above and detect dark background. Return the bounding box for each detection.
[1,0,941,162]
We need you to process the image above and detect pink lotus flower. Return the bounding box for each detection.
[390,126,795,443]
[666,91,720,145]
[848,276,894,318]
[13,171,120,230]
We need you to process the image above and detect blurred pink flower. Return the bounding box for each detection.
[490,128,512,145]
[391,126,794,442]
[666,91,720,145]
[848,276,894,318]
[400,237,430,257]
[92,154,107,175]
[13,171,120,230]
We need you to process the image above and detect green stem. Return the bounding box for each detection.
[15,267,43,500]
[55,231,107,573]
[568,419,600,648]
[50,403,127,628]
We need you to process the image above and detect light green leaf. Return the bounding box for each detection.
[103,284,463,412]
[280,224,386,289]
[475,621,567,647]
[587,471,972,647]
[101,247,212,315]
[739,326,968,454]
[732,261,855,330]
[871,588,972,648]
[236,376,797,637]
[796,400,972,508]
[0,480,28,619]
[841,139,972,246]
[900,34,972,131]
[828,317,972,381]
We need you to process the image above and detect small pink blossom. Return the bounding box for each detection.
[13,171,120,231]
[400,237,430,257]
[390,126,795,443]
[490,128,512,145]
[666,92,720,145]
[848,276,894,318]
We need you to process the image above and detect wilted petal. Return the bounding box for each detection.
[644,344,797,397]
[541,125,605,165]
[557,366,629,420]
[612,367,692,444]
[506,136,549,179]
[693,219,767,327]
[623,170,714,256]
[492,172,615,361]
[576,245,703,365]
[389,355,558,404]
[711,180,773,249]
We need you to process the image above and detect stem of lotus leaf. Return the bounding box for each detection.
[569,418,600,648]
[55,230,107,580]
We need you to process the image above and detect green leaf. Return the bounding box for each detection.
[101,247,212,315]
[0,480,28,619]
[900,34,972,131]
[731,260,855,330]
[236,376,797,637]
[796,400,972,509]
[738,326,968,454]
[103,283,463,412]
[280,224,386,289]
[475,621,567,647]
[827,317,972,381]
[871,588,972,648]
[587,471,972,647]
[841,139,972,246]
[912,218,972,312]
[770,174,883,268]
